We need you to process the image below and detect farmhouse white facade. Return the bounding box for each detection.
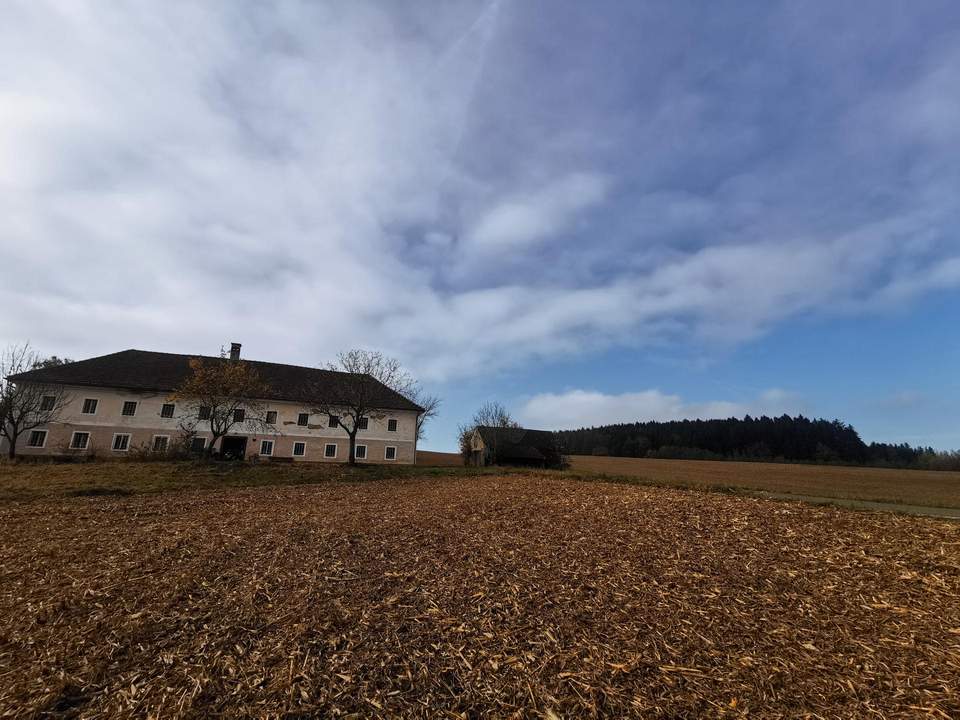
[2,346,421,464]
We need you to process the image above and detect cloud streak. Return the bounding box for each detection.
[518,388,803,430]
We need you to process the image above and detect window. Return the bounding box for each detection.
[121,401,138,417]
[81,398,98,415]
[198,406,211,420]
[354,444,367,460]
[40,396,56,412]
[161,403,175,418]
[358,416,369,430]
[190,437,206,453]
[324,443,337,458]
[385,446,397,461]
[70,432,90,450]
[265,411,278,424]
[297,413,309,427]
[112,434,131,451]
[152,436,169,453]
[233,408,245,423]
[387,418,398,432]
[328,414,339,428]
[27,430,47,448]
[293,442,306,457]
[260,440,274,456]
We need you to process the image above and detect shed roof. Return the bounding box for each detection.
[475,426,557,461]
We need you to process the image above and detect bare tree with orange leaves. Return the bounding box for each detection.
[171,352,274,457]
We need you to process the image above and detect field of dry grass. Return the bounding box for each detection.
[1,469,959,717]
[0,459,499,503]
[416,450,463,466]
[570,455,960,509]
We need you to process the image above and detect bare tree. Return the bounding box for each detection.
[170,354,274,457]
[457,422,475,463]
[457,401,518,465]
[31,355,73,369]
[312,349,422,465]
[0,343,71,459]
[403,383,441,442]
[472,401,518,429]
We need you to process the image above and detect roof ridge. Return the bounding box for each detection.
[122,349,349,376]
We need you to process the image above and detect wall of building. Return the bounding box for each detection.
[469,430,488,466]
[9,384,419,464]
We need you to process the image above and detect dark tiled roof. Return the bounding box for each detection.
[7,349,423,412]
[476,426,557,460]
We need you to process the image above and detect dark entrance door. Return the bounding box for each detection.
[220,436,247,460]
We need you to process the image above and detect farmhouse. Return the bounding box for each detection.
[469,425,564,468]
[2,344,422,463]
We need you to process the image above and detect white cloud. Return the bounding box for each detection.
[465,172,609,250]
[0,2,958,385]
[517,388,803,430]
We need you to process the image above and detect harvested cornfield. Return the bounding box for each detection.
[570,455,960,508]
[1,474,959,717]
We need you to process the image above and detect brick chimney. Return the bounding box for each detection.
[229,342,241,361]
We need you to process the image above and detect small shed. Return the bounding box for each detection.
[469,426,564,468]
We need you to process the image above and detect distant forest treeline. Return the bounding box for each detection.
[557,415,960,471]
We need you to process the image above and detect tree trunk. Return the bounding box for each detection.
[7,435,17,460]
[348,432,357,465]
[208,419,221,458]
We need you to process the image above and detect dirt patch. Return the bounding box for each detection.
[1,475,958,717]
[67,487,134,498]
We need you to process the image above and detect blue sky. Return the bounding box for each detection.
[1,1,958,451]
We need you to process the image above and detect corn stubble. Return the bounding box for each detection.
[0,475,958,717]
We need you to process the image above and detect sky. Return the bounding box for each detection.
[1,1,958,452]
